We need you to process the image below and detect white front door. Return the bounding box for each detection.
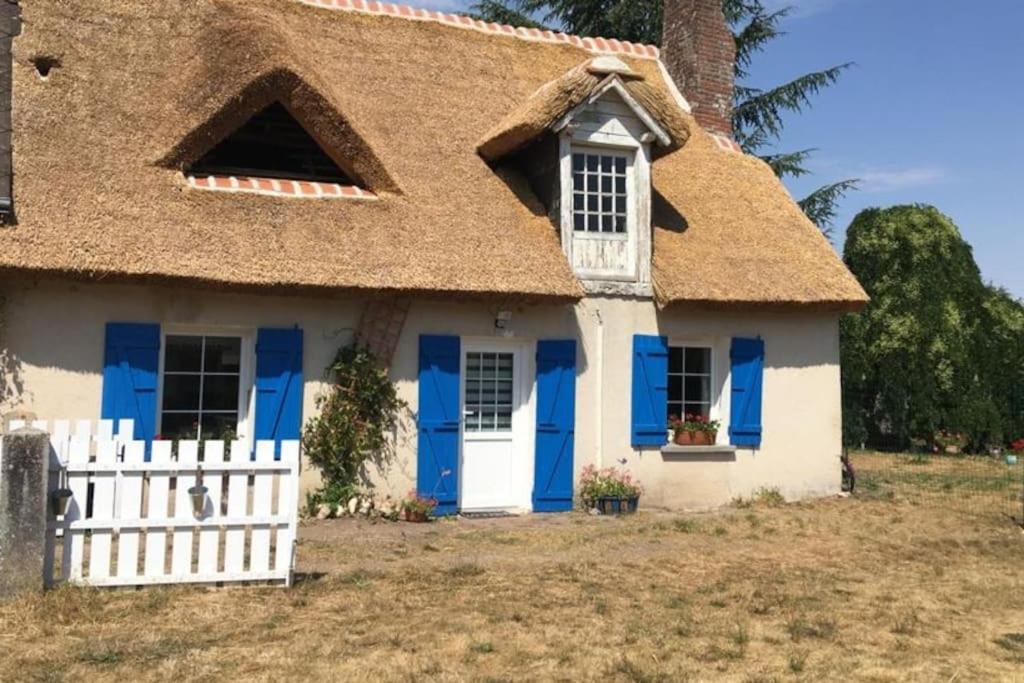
[460,346,522,511]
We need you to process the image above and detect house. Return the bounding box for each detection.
[0,0,867,512]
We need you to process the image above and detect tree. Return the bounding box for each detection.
[840,205,1024,451]
[471,0,856,234]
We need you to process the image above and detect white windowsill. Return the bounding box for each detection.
[661,444,738,456]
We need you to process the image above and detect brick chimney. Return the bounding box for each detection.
[661,0,736,137]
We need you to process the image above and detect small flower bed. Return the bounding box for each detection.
[399,490,437,522]
[579,465,642,512]
[1010,437,1024,454]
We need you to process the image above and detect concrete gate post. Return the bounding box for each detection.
[0,428,50,600]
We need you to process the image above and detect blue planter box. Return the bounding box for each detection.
[596,496,640,515]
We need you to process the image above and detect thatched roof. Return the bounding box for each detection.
[1,0,867,308]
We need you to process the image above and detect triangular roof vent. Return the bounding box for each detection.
[187,102,355,184]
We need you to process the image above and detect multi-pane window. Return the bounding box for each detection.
[572,150,629,234]
[668,346,712,420]
[160,335,242,441]
[464,352,514,433]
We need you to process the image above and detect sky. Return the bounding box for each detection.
[417,0,1024,297]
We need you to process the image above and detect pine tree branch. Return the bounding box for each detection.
[798,179,859,236]
[733,63,852,143]
[733,8,788,80]
[759,149,816,179]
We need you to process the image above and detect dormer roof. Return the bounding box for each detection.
[478,59,690,163]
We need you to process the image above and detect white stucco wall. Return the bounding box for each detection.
[0,278,843,510]
[572,298,843,509]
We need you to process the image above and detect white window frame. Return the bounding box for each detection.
[667,344,714,419]
[569,146,634,242]
[156,325,256,443]
[667,339,723,443]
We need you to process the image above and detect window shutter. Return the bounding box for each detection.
[631,334,669,447]
[729,337,764,447]
[533,340,577,512]
[417,335,460,516]
[255,327,304,459]
[101,323,160,456]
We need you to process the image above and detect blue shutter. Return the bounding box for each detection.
[101,323,160,457]
[631,334,669,447]
[729,337,764,447]
[533,340,577,512]
[255,327,304,459]
[417,335,460,515]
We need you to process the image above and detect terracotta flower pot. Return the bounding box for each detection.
[403,508,429,523]
[674,430,694,445]
[692,430,718,445]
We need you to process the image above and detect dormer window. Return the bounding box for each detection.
[188,102,355,185]
[557,80,664,295]
[164,69,399,200]
[572,149,630,235]
[476,56,689,296]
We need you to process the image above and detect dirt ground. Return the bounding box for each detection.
[1,453,1023,681]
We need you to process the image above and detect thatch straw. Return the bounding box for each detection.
[0,0,865,308]
[477,63,691,162]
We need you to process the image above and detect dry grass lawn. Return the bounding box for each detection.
[1,452,1023,681]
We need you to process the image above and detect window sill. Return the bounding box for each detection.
[660,444,737,459]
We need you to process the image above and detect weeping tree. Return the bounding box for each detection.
[471,0,856,234]
[841,205,1024,451]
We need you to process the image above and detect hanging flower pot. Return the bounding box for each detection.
[188,485,209,518]
[50,488,73,517]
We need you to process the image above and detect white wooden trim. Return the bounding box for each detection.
[554,75,672,147]
[38,421,299,589]
[49,516,294,532]
[666,339,725,445]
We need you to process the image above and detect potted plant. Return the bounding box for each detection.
[669,413,720,446]
[579,465,643,515]
[399,490,437,523]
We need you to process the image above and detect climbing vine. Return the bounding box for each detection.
[302,344,405,507]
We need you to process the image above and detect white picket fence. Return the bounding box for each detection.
[3,419,299,588]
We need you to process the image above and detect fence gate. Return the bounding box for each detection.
[7,419,299,588]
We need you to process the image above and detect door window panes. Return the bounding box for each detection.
[464,352,514,433]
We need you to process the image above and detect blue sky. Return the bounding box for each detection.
[418,0,1024,297]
